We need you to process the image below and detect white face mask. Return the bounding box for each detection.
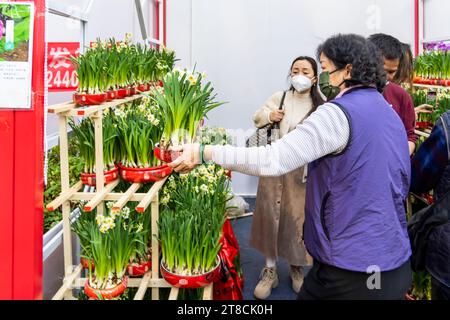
[290,75,313,92]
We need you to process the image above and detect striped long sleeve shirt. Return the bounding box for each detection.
[211,103,350,177]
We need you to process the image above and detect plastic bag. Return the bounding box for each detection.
[226,195,249,218]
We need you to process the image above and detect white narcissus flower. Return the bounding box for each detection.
[200,184,208,193]
[121,206,130,219]
[96,214,104,226]
[106,202,114,209]
[194,186,200,193]
[137,223,144,233]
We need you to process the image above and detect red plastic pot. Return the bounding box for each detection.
[137,84,148,92]
[127,260,152,277]
[129,86,137,96]
[80,257,95,270]
[154,143,182,163]
[117,88,130,99]
[84,276,128,300]
[80,166,119,187]
[118,164,172,183]
[106,90,118,102]
[160,258,221,289]
[73,93,107,106]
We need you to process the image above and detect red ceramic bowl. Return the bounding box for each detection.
[80,166,119,187]
[80,257,95,270]
[118,164,172,183]
[160,258,221,289]
[127,260,152,277]
[117,88,130,99]
[84,276,128,300]
[154,144,182,163]
[73,93,107,106]
[106,90,118,101]
[129,86,137,96]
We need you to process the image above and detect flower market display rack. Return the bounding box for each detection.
[46,95,215,300]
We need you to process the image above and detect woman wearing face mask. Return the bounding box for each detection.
[169,34,412,300]
[250,56,324,300]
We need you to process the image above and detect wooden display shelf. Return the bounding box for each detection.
[48,94,213,301]
[413,83,450,90]
[47,93,146,116]
[415,129,431,138]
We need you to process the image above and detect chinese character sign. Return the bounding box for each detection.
[0,2,34,110]
[46,42,79,91]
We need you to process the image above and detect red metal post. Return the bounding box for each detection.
[414,0,420,56]
[0,0,46,300]
[153,0,160,43]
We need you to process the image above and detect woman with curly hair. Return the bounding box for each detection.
[169,34,412,300]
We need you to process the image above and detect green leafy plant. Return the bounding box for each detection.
[115,98,163,168]
[158,163,231,275]
[75,206,144,291]
[44,141,84,233]
[69,113,118,173]
[153,69,226,147]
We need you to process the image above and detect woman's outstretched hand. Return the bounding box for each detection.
[168,143,201,174]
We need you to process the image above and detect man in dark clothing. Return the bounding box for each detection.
[368,33,417,155]
[411,111,450,300]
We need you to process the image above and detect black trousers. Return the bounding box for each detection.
[297,260,412,300]
[431,277,450,300]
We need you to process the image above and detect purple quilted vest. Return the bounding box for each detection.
[304,87,411,272]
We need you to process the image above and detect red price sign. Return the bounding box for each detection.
[46,42,80,91]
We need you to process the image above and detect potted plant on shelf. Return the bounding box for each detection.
[125,205,152,276]
[72,209,97,270]
[83,206,142,300]
[115,99,172,183]
[70,46,109,106]
[69,113,119,186]
[158,163,231,288]
[153,68,226,163]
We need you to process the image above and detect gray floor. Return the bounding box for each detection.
[230,197,300,300]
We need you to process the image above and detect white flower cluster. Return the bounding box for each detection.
[147,112,160,126]
[96,203,131,233]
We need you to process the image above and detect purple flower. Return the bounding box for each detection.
[0,20,3,41]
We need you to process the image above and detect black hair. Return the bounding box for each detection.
[368,33,403,60]
[288,56,325,112]
[317,34,386,93]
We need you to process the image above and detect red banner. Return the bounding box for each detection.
[46,42,79,91]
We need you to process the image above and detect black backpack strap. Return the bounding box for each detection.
[278,91,287,110]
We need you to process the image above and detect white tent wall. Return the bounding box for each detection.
[46,0,155,149]
[167,0,415,196]
[423,0,450,42]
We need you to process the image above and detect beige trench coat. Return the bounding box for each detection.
[250,90,313,266]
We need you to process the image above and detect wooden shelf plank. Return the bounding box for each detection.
[136,178,167,213]
[413,83,450,90]
[73,277,171,288]
[203,283,213,300]
[415,130,431,138]
[46,181,83,211]
[71,192,147,202]
[133,272,152,300]
[168,287,179,300]
[52,265,83,300]
[112,183,142,212]
[47,93,145,116]
[83,180,120,212]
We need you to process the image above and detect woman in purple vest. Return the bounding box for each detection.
[169,34,412,300]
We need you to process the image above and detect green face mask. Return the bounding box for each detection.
[319,70,344,101]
